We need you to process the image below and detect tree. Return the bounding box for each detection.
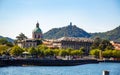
[28,47,38,57]
[79,47,86,55]
[59,49,69,57]
[112,50,120,58]
[37,44,48,50]
[53,49,60,56]
[0,38,8,45]
[44,49,54,56]
[102,50,113,58]
[90,49,100,58]
[36,48,44,57]
[16,33,27,41]
[91,38,114,51]
[99,40,114,50]
[91,37,101,49]
[6,42,13,47]
[0,38,13,47]
[10,46,24,56]
[66,48,73,56]
[71,50,83,56]
[0,45,9,55]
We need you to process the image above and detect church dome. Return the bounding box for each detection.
[33,22,42,33]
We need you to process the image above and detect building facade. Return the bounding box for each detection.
[44,37,94,54]
[17,22,42,48]
[110,41,120,50]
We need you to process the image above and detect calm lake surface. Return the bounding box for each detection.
[0,63,120,75]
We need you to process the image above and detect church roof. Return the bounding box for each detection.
[33,22,42,33]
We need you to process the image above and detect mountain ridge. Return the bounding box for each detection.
[90,25,120,41]
[43,23,120,41]
[0,35,14,43]
[43,23,91,39]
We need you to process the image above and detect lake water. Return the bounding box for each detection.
[0,63,120,75]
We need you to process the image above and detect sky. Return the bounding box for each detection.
[0,0,120,39]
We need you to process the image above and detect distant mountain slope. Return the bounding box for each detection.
[0,35,14,43]
[91,25,120,41]
[43,23,91,39]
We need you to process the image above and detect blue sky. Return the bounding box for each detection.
[0,0,120,39]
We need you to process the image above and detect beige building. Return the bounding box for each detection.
[17,22,42,48]
[110,41,120,50]
[44,37,94,54]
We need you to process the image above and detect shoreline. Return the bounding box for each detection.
[0,59,98,67]
[0,58,120,67]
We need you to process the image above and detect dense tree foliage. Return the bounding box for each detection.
[28,47,37,56]
[71,50,83,56]
[112,50,120,58]
[59,49,69,57]
[102,50,113,58]
[44,49,54,56]
[91,37,101,49]
[0,38,13,47]
[16,33,27,41]
[10,46,24,56]
[0,45,9,55]
[90,49,100,58]
[91,38,114,51]
[90,49,120,59]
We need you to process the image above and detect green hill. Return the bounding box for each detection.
[0,35,14,43]
[43,23,91,39]
[91,25,120,41]
[43,23,120,41]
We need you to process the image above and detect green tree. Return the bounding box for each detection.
[99,40,113,50]
[37,44,48,50]
[0,45,9,55]
[16,33,27,41]
[44,49,54,56]
[71,50,83,56]
[0,38,8,45]
[36,48,44,57]
[102,50,113,58]
[59,49,69,57]
[10,46,24,56]
[28,47,37,56]
[91,37,101,49]
[66,48,73,56]
[53,49,60,56]
[90,49,100,58]
[112,50,120,58]
[0,38,13,47]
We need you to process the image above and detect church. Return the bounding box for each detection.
[17,22,43,48]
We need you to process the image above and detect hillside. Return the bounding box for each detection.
[43,23,120,41]
[43,23,91,39]
[0,35,14,43]
[91,25,120,41]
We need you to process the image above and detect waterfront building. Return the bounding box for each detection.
[110,41,120,50]
[17,22,42,48]
[44,37,94,54]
